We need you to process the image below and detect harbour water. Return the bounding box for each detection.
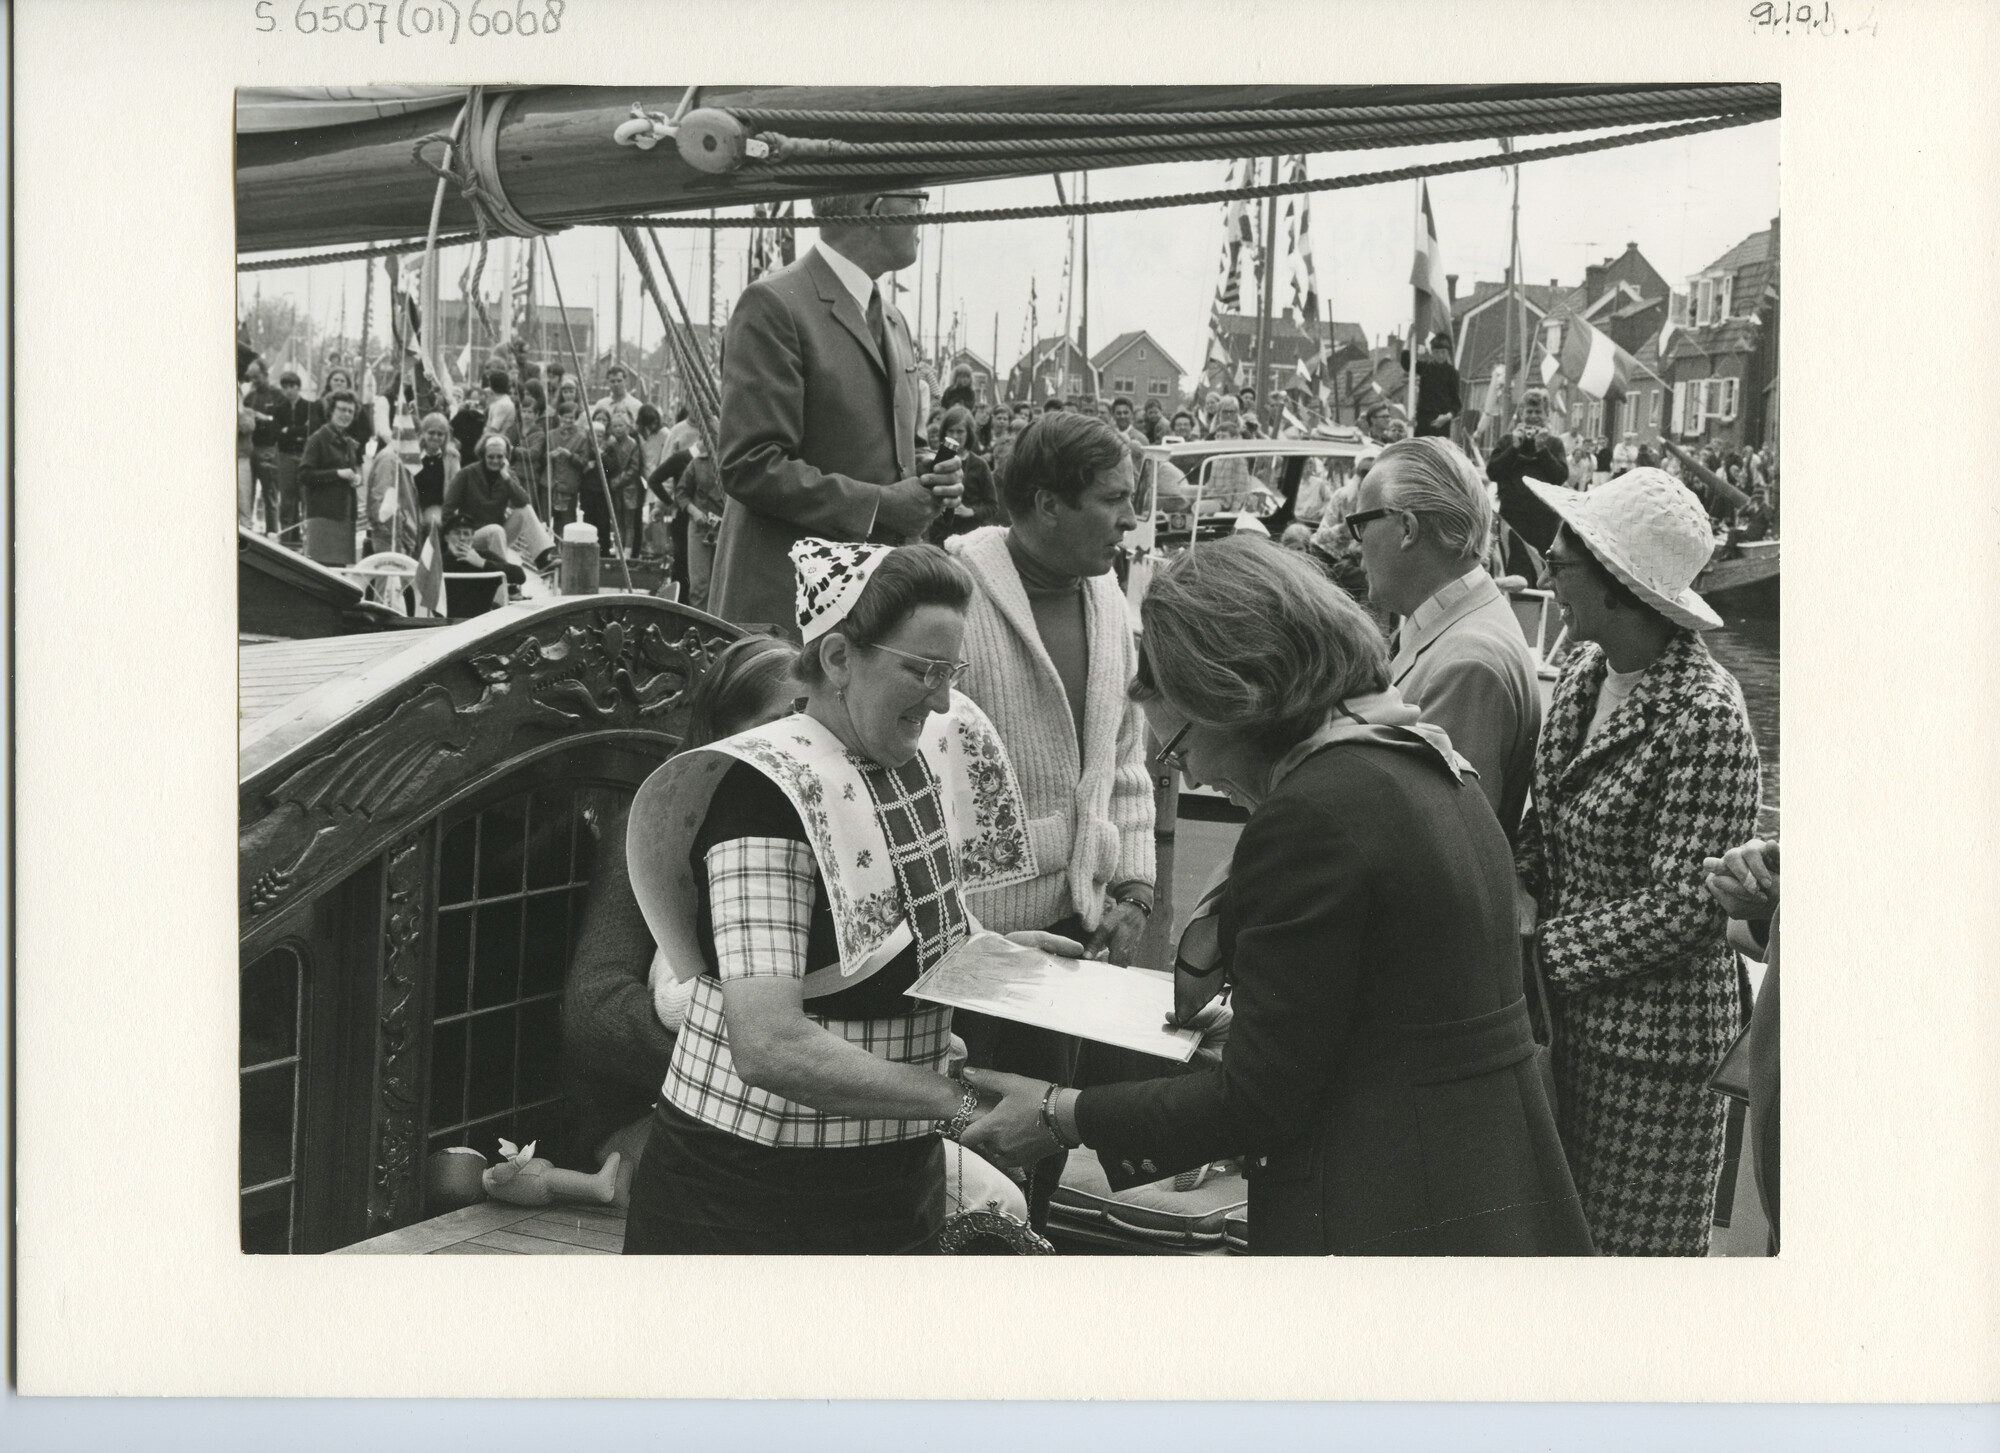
[1703,577,1780,837]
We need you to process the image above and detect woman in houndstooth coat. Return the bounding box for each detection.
[1516,472,1762,1255]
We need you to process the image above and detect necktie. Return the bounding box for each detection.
[866,285,890,367]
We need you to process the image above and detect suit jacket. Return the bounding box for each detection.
[1514,632,1761,1069]
[1075,740,1593,1256]
[1392,571,1541,843]
[709,248,919,628]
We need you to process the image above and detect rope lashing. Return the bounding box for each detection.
[412,87,557,240]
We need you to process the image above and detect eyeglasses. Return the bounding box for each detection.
[1539,552,1594,581]
[871,191,931,214]
[869,642,969,691]
[1154,719,1194,774]
[1342,506,1403,539]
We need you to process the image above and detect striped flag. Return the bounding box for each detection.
[1409,183,1453,342]
[414,523,444,617]
[1559,316,1636,400]
[1284,155,1319,321]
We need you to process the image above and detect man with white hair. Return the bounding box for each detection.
[1349,436,1541,842]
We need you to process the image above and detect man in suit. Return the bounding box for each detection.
[708,190,963,628]
[1353,436,1541,843]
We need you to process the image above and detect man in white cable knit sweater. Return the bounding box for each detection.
[946,412,1157,1228]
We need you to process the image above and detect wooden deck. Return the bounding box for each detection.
[335,1199,627,1255]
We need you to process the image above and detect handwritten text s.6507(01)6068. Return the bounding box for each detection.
[254,0,568,43]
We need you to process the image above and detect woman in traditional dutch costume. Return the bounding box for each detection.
[621,540,1062,1253]
[1515,470,1762,1255]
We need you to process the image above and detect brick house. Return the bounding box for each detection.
[1089,330,1185,410]
[1005,337,1098,405]
[1454,241,1675,445]
[1207,312,1369,409]
[1662,218,1779,453]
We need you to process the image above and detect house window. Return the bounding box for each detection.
[427,786,608,1166]
[1701,377,1739,422]
[1113,376,1136,395]
[1137,346,1148,361]
[1649,390,1662,429]
[241,943,308,1253]
[1147,378,1171,397]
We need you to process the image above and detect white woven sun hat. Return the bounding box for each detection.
[1526,468,1723,631]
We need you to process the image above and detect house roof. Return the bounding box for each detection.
[1665,316,1764,361]
[1698,227,1772,277]
[1208,313,1368,355]
[946,348,994,375]
[1090,329,1187,378]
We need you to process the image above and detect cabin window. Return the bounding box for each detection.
[241,943,309,1252]
[426,785,606,1165]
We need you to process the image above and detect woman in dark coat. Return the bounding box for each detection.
[296,390,363,565]
[1517,470,1762,1255]
[963,536,1593,1256]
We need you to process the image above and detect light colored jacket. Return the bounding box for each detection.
[1391,569,1541,842]
[947,527,1155,933]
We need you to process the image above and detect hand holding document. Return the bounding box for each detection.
[908,932,1203,1063]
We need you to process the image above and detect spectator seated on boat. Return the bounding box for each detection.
[445,433,558,570]
[561,635,801,1207]
[1355,436,1541,845]
[959,536,1594,1256]
[620,541,1070,1254]
[1517,470,1761,1255]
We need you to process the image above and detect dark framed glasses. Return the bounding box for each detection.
[1154,719,1194,773]
[870,191,931,214]
[1342,506,1402,539]
[869,642,968,690]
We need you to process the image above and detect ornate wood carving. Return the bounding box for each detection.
[239,599,735,937]
[367,828,430,1232]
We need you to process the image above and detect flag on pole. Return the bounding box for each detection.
[1409,183,1453,342]
[414,524,443,617]
[1558,316,1636,401]
[1284,155,1319,321]
[1293,356,1316,392]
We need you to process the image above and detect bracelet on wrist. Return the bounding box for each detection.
[934,1080,980,1142]
[1039,1082,1082,1151]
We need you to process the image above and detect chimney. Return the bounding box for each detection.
[1446,273,1459,309]
[1585,261,1608,300]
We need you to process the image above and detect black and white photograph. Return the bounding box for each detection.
[14,0,2000,1423]
[232,81,1782,1261]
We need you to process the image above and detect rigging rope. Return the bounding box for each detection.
[538,234,637,591]
[747,89,1773,164]
[720,84,1779,130]
[239,106,1772,270]
[626,109,1776,229]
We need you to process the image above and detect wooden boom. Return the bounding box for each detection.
[235,83,1766,253]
